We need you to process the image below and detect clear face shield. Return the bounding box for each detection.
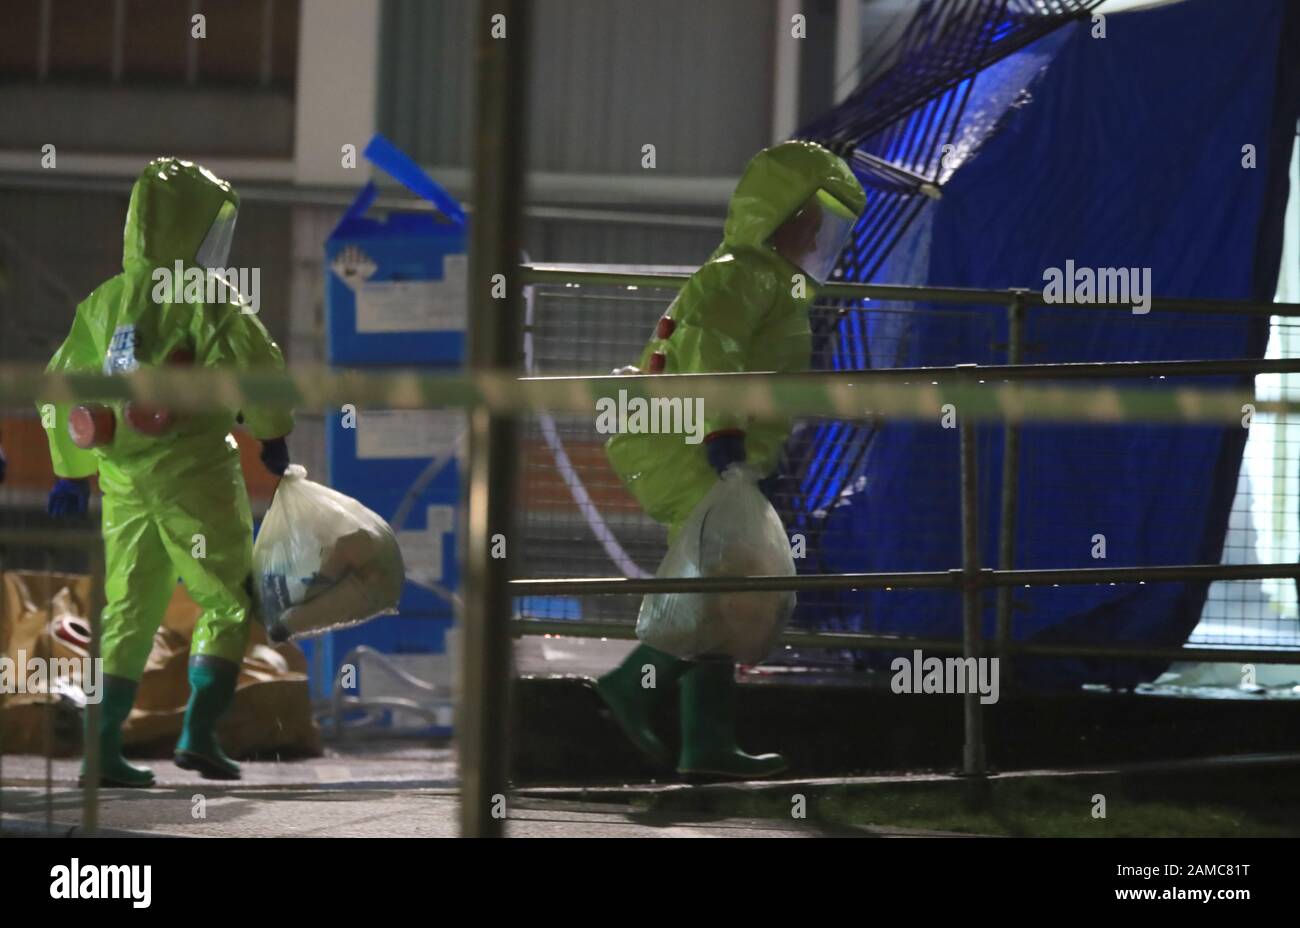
[195,200,238,268]
[768,187,858,286]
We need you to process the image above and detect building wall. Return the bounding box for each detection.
[0,0,300,157]
[379,0,776,178]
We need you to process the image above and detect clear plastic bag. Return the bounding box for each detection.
[253,465,405,642]
[636,464,795,664]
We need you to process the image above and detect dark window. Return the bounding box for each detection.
[0,0,300,91]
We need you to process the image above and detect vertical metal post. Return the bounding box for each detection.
[995,292,1025,687]
[110,0,126,83]
[959,418,987,776]
[459,0,530,839]
[259,0,276,88]
[772,0,804,143]
[36,0,52,82]
[82,543,105,835]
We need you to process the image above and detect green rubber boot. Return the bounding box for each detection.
[593,644,687,766]
[678,661,787,780]
[80,674,155,788]
[174,656,242,780]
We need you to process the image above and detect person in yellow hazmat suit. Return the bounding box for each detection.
[597,140,866,779]
[40,158,293,786]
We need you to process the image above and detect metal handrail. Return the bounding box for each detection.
[523,357,1300,383]
[521,263,1300,317]
[509,562,1300,596]
[510,619,1300,666]
[513,267,1300,779]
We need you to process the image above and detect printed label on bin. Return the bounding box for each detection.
[354,254,467,333]
[397,505,456,583]
[356,410,463,460]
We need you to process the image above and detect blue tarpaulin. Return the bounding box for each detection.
[801,0,1300,687]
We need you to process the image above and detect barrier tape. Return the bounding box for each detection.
[0,363,1293,425]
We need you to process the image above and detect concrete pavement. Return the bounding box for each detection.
[0,744,874,837]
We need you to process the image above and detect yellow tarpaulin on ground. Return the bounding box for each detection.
[0,570,321,759]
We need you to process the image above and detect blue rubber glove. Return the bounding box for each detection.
[47,478,90,517]
[260,436,290,476]
[705,430,746,476]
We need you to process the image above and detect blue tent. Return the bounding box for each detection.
[792,0,1300,687]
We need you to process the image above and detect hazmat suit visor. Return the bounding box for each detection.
[195,200,238,269]
[767,188,857,286]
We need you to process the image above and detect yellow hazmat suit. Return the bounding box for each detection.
[596,141,865,780]
[41,158,293,785]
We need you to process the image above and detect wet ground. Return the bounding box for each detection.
[6,741,1299,837]
[0,784,854,837]
[0,740,891,837]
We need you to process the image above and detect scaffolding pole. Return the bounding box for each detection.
[959,417,987,776]
[997,291,1026,688]
[459,0,530,839]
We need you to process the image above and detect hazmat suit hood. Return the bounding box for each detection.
[721,140,866,255]
[123,157,240,271]
[42,154,290,481]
